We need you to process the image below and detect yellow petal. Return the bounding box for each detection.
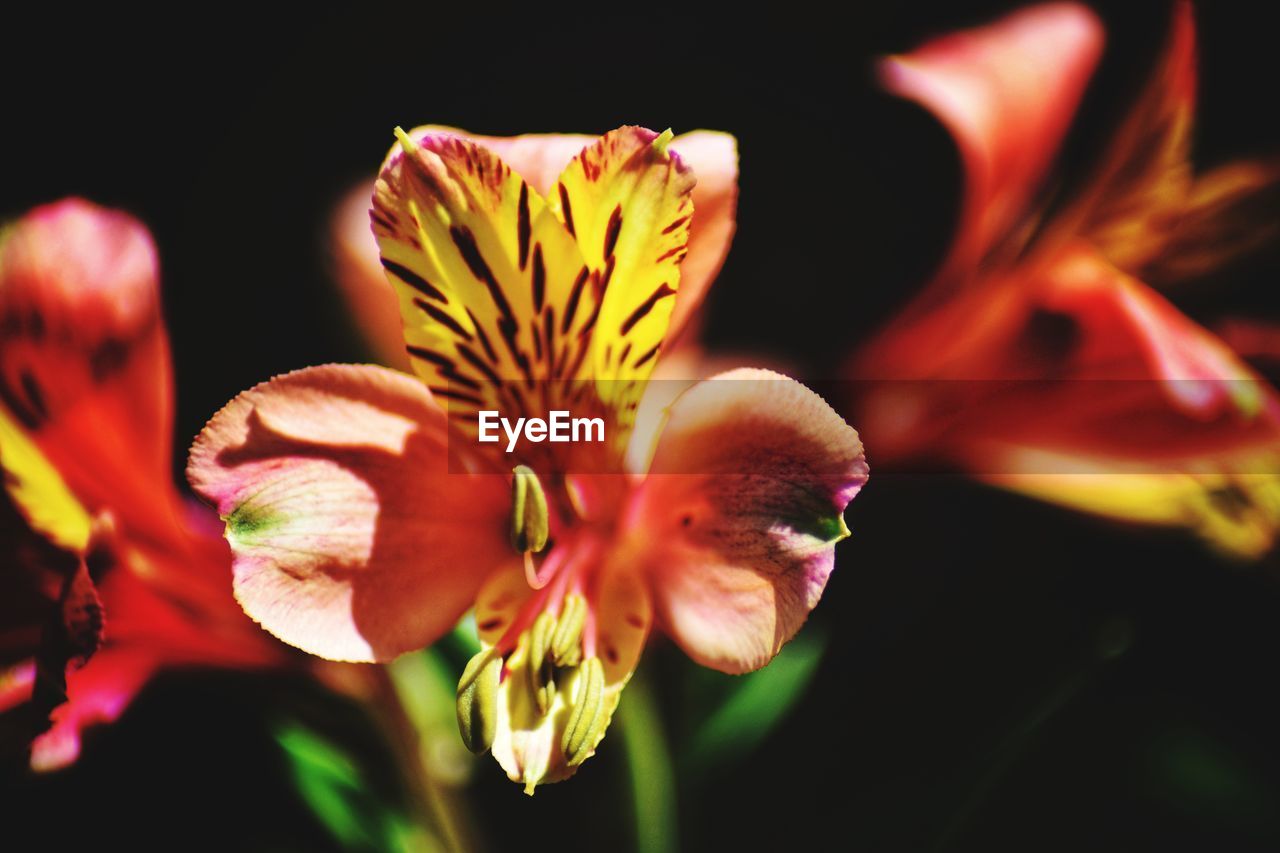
[549,127,697,449]
[372,128,588,430]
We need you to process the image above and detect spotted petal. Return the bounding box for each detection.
[442,126,732,345]
[187,364,511,662]
[631,370,868,674]
[373,131,589,434]
[549,127,695,396]
[336,129,736,369]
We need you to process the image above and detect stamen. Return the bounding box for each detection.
[561,657,606,766]
[527,611,556,714]
[455,649,502,754]
[509,465,549,554]
[550,594,587,668]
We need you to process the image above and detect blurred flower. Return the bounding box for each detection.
[849,2,1280,557]
[189,126,867,792]
[331,126,738,370]
[0,199,284,770]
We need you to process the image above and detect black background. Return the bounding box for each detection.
[4,2,1280,849]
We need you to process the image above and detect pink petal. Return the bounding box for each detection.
[187,364,510,662]
[631,370,867,674]
[331,182,412,370]
[664,131,739,344]
[881,3,1103,291]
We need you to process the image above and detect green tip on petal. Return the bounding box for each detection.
[652,128,675,155]
[807,512,850,544]
[393,126,416,154]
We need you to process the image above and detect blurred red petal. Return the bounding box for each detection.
[879,2,1103,295]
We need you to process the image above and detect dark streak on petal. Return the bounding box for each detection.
[91,339,128,381]
[661,215,690,234]
[429,386,485,405]
[0,378,40,429]
[467,308,499,364]
[603,204,623,258]
[517,182,531,271]
[530,244,546,313]
[450,225,514,322]
[632,343,660,369]
[562,266,589,333]
[458,344,503,384]
[414,298,473,341]
[558,183,576,237]
[19,371,48,422]
[543,308,556,369]
[497,315,534,388]
[578,300,601,339]
[382,258,448,303]
[406,346,482,390]
[620,282,676,336]
[599,255,616,294]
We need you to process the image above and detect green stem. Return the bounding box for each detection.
[374,664,473,853]
[619,670,679,853]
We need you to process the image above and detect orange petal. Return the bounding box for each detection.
[880,2,1103,292]
[859,244,1280,557]
[0,199,177,539]
[187,364,510,662]
[631,370,867,674]
[1138,158,1280,284]
[1077,1,1197,270]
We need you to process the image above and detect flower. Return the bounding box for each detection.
[0,199,283,770]
[189,126,867,791]
[848,2,1280,557]
[330,127,739,371]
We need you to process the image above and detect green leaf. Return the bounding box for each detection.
[683,629,827,775]
[619,671,679,853]
[275,720,440,852]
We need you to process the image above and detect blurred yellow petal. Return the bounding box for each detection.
[0,407,90,553]
[984,447,1280,559]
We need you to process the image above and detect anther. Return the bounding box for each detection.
[550,594,587,668]
[509,465,549,554]
[526,611,557,715]
[456,650,502,754]
[561,657,606,766]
